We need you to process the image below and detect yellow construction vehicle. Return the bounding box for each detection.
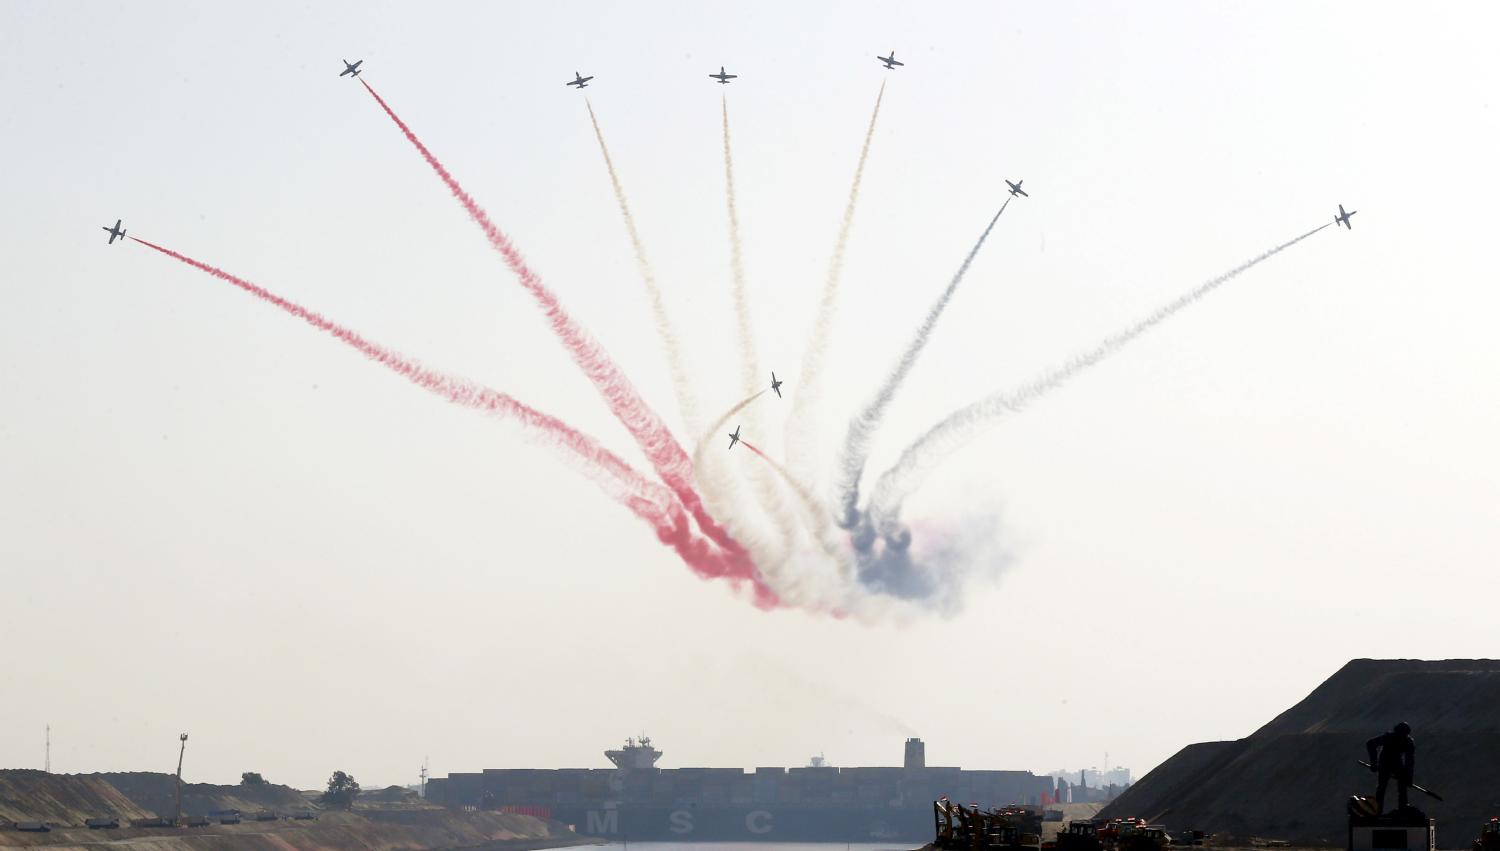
[932,799,1044,850]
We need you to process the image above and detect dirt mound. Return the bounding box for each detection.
[0,771,587,850]
[1,799,582,851]
[352,787,422,807]
[0,771,153,826]
[1101,659,1500,845]
[92,774,309,818]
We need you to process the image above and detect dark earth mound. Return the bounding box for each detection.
[1101,659,1500,845]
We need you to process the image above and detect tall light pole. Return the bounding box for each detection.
[174,733,189,826]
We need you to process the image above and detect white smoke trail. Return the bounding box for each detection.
[688,389,800,573]
[586,99,702,433]
[741,440,850,576]
[784,82,887,479]
[867,222,1333,539]
[719,95,824,568]
[833,195,1012,528]
[722,95,759,397]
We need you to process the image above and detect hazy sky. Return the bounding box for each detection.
[2,1,1496,792]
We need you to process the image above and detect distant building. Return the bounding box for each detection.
[1046,768,1132,803]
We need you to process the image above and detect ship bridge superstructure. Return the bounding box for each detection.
[605,735,662,770]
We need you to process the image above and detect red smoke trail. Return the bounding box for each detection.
[355,80,765,598]
[131,236,774,605]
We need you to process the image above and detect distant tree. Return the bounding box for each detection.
[321,771,361,810]
[240,772,267,786]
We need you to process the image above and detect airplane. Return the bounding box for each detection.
[728,425,742,450]
[770,372,784,399]
[1006,179,1028,198]
[1335,203,1357,229]
[340,59,363,78]
[567,71,593,89]
[101,219,126,244]
[710,66,737,84]
[877,51,904,69]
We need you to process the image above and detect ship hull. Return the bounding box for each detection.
[551,804,927,843]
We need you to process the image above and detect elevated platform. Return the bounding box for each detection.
[1349,809,1435,851]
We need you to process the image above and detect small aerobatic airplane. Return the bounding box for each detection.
[877,51,904,69]
[567,71,593,89]
[770,372,784,399]
[710,66,737,84]
[101,219,126,245]
[1335,203,1357,230]
[728,425,742,450]
[340,59,363,78]
[1006,179,1028,198]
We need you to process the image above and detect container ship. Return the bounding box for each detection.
[425,736,1057,843]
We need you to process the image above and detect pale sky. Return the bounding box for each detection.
[1,1,1496,792]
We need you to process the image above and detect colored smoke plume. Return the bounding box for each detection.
[741,440,845,569]
[125,237,780,589]
[586,98,702,432]
[357,80,769,603]
[864,222,1335,546]
[713,96,811,565]
[833,196,1012,529]
[721,95,759,397]
[784,82,887,481]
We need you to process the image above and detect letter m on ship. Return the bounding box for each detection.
[586,809,619,834]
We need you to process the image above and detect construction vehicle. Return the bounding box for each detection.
[1474,817,1500,851]
[1099,817,1148,847]
[1057,819,1104,851]
[1119,825,1172,851]
[934,799,1045,850]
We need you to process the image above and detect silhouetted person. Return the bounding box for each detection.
[1366,721,1416,814]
